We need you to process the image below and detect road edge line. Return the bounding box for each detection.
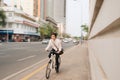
[2,58,48,80]
[21,64,47,80]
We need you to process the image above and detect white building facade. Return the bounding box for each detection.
[0,7,40,42]
[4,0,34,16]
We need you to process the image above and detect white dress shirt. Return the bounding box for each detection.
[45,39,62,52]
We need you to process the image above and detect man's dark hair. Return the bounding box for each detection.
[51,32,58,37]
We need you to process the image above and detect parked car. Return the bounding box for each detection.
[42,39,49,44]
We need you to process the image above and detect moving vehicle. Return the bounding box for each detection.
[42,39,49,44]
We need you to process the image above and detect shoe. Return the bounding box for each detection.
[55,67,59,73]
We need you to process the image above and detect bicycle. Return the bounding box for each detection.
[45,50,61,79]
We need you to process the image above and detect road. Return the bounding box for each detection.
[0,42,74,80]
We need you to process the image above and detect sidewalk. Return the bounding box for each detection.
[28,43,91,80]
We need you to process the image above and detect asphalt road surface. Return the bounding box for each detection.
[0,42,74,80]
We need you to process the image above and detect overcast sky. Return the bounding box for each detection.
[66,0,89,37]
[4,0,89,37]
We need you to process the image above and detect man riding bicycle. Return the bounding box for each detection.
[45,33,62,73]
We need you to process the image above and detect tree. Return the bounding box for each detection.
[62,33,71,38]
[39,23,58,39]
[0,10,6,26]
[81,24,89,40]
[81,24,88,33]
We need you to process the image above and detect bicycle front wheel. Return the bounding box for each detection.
[46,61,51,79]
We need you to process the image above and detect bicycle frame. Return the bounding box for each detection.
[46,51,61,79]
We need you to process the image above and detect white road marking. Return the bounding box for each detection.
[2,58,48,80]
[17,55,36,61]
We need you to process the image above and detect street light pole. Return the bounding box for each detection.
[80,1,83,45]
[6,22,9,42]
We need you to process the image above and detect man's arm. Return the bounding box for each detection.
[58,39,62,52]
[45,40,52,51]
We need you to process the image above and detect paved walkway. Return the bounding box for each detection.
[28,43,90,80]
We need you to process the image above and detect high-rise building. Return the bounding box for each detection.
[46,0,66,23]
[33,0,40,18]
[45,0,66,35]
[40,0,46,20]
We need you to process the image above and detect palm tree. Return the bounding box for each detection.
[0,10,6,26]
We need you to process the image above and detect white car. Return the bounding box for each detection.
[73,40,79,44]
[63,39,69,43]
[63,40,69,43]
[42,39,49,44]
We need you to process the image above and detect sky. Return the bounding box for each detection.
[4,0,89,37]
[66,0,89,37]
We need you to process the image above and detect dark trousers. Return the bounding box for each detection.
[55,53,60,69]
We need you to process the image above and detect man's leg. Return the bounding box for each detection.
[55,53,60,73]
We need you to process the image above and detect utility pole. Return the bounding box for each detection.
[6,23,9,42]
[80,1,83,45]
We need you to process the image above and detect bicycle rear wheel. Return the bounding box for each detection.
[46,61,51,79]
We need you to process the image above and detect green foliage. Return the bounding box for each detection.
[81,24,88,33]
[81,24,89,40]
[63,33,71,38]
[39,23,57,39]
[73,36,80,40]
[0,10,6,26]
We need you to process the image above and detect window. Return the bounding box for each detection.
[16,23,19,28]
[8,23,12,28]
[8,13,12,17]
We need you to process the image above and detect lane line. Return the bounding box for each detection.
[21,64,47,80]
[17,55,36,61]
[2,58,48,80]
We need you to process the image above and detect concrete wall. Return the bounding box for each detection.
[88,0,120,80]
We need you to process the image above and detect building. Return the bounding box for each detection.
[0,0,3,6]
[0,0,7,7]
[45,0,66,37]
[40,0,46,20]
[88,0,120,80]
[34,0,40,18]
[7,0,34,16]
[46,0,66,23]
[0,7,40,42]
[21,0,34,16]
